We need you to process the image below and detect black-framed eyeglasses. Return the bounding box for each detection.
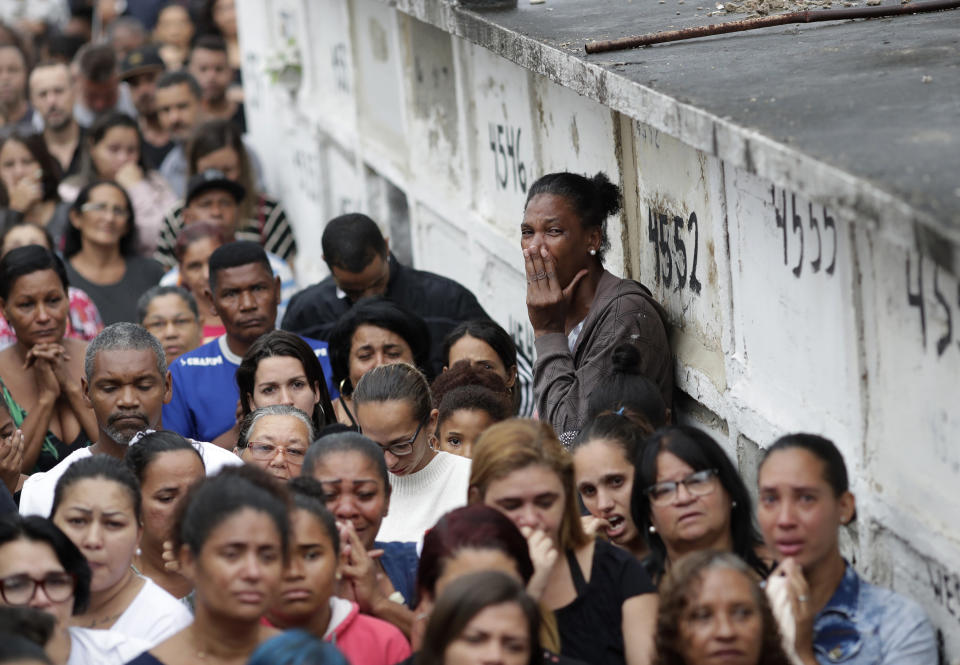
[645,469,719,506]
[0,572,76,605]
[365,416,428,457]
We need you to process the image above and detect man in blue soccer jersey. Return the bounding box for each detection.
[162,241,336,447]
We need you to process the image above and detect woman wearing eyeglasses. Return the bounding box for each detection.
[630,425,770,587]
[234,406,316,482]
[63,180,164,325]
[0,514,150,664]
[352,362,471,543]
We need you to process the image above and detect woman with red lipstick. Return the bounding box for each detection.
[631,426,769,587]
[756,434,936,665]
[469,419,657,665]
[264,477,411,665]
[572,409,654,559]
[127,466,289,665]
[50,456,192,646]
[655,550,791,665]
[0,246,97,474]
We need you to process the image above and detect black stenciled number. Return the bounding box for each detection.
[687,212,702,295]
[489,124,506,188]
[647,207,661,284]
[933,266,952,357]
[673,215,687,289]
[515,129,527,193]
[772,186,787,265]
[497,126,508,188]
[809,203,822,273]
[659,212,672,287]
[906,254,926,349]
[790,194,804,278]
[823,207,837,275]
[506,127,517,190]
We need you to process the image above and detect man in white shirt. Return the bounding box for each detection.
[19,322,240,516]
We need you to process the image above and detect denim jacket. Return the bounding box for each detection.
[814,562,937,664]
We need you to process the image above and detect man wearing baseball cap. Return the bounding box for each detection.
[119,44,172,169]
[160,169,297,323]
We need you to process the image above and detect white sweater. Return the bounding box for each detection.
[376,451,471,543]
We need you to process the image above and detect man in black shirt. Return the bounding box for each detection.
[29,61,83,177]
[119,45,172,170]
[282,213,489,377]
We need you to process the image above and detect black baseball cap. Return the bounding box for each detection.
[186,169,246,205]
[119,45,165,80]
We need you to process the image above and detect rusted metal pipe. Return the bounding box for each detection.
[584,0,960,52]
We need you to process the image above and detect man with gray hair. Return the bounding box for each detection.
[19,322,240,516]
[234,405,315,482]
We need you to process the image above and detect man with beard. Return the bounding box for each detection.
[17,322,240,517]
[29,61,83,177]
[0,42,36,133]
[162,242,336,447]
[118,45,172,170]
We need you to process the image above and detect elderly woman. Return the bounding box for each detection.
[521,172,672,436]
[234,405,316,482]
[0,246,96,474]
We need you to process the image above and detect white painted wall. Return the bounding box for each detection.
[238,0,960,658]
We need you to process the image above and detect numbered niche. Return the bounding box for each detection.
[771,187,837,279]
[647,206,702,296]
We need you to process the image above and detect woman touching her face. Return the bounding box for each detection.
[470,419,657,665]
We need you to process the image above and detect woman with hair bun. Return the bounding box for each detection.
[520,172,672,436]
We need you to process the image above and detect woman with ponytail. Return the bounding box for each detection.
[520,172,673,436]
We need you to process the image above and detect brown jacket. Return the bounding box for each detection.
[533,270,673,435]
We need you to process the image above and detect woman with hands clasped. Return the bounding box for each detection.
[264,477,411,665]
[0,246,96,474]
[756,434,937,665]
[469,418,657,665]
[521,172,672,436]
[300,431,418,637]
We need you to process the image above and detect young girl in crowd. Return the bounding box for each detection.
[352,363,470,543]
[0,515,149,665]
[631,425,769,585]
[49,456,192,645]
[164,222,227,340]
[301,430,419,629]
[236,329,336,432]
[430,362,512,459]
[124,432,206,600]
[62,180,164,324]
[59,112,178,256]
[247,630,350,665]
[418,570,540,665]
[128,466,289,664]
[329,297,430,427]
[264,477,411,665]
[0,221,103,349]
[469,419,657,665]
[0,246,96,474]
[757,434,937,664]
[572,409,652,558]
[655,551,791,665]
[442,318,531,417]
[584,343,669,428]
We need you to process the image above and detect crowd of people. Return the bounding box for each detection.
[0,3,942,665]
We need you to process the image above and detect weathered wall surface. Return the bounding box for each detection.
[238,0,960,658]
